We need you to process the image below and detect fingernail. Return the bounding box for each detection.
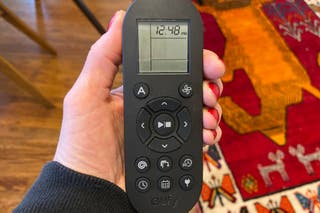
[208,83,220,99]
[212,129,217,139]
[208,108,219,122]
[107,11,119,31]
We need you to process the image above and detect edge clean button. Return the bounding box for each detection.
[148,137,181,153]
[137,108,152,143]
[177,108,192,141]
[147,97,181,112]
[134,83,149,99]
[136,177,151,193]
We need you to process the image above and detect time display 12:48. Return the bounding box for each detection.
[153,24,188,37]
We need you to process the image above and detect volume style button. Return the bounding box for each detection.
[137,108,152,143]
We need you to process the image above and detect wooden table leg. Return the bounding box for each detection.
[0,56,55,108]
[0,2,57,55]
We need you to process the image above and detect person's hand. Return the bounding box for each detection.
[54,10,225,191]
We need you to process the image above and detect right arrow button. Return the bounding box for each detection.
[177,108,192,141]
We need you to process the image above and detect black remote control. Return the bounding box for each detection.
[123,0,203,212]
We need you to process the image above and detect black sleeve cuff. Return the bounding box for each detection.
[14,161,137,213]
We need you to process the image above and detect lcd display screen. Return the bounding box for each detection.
[138,21,189,73]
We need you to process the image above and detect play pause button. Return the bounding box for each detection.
[153,114,175,136]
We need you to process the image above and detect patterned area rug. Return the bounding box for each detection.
[197,0,320,212]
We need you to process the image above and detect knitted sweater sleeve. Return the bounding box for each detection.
[13,161,137,213]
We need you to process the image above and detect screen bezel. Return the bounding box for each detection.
[137,20,190,75]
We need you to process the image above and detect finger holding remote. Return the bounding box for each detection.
[202,50,225,146]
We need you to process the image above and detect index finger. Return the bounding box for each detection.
[203,49,225,80]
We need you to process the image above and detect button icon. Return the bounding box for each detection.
[158,156,173,172]
[135,157,150,173]
[179,82,193,98]
[161,102,168,106]
[184,121,188,127]
[158,176,172,191]
[133,83,149,99]
[179,175,194,191]
[157,121,172,128]
[180,155,193,170]
[136,177,151,192]
[137,87,146,95]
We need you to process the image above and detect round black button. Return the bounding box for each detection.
[179,175,194,191]
[179,155,193,171]
[179,82,193,98]
[153,114,175,136]
[158,176,172,192]
[136,177,151,193]
[157,156,173,172]
[135,157,150,173]
[134,83,149,99]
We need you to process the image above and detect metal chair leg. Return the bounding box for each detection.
[73,0,106,35]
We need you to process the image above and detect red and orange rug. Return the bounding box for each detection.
[197,0,320,212]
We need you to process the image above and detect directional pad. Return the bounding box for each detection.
[136,97,192,151]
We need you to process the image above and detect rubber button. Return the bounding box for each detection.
[179,175,194,191]
[158,176,172,192]
[153,114,175,137]
[157,156,173,172]
[136,177,151,193]
[179,155,193,171]
[148,137,181,153]
[135,157,150,173]
[147,97,181,112]
[136,108,152,143]
[134,83,149,99]
[177,108,192,141]
[179,82,193,98]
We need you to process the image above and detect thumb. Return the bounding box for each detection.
[78,10,125,91]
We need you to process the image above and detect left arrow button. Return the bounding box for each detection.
[137,108,151,143]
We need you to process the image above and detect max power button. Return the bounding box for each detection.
[179,82,193,98]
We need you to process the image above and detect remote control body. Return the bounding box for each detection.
[123,0,203,212]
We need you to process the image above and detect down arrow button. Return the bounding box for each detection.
[148,137,181,153]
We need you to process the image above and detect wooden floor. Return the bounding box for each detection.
[0,0,130,212]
